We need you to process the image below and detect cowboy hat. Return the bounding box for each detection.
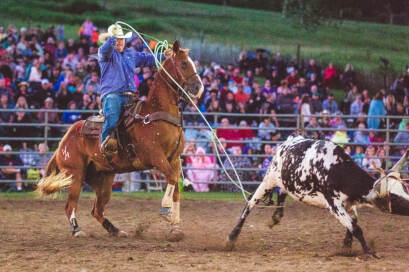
[98,24,132,44]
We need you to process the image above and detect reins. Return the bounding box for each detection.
[117,21,249,202]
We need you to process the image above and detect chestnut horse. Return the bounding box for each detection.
[36,41,203,240]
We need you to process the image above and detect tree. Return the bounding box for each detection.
[282,0,355,31]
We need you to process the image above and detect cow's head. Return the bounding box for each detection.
[365,150,409,216]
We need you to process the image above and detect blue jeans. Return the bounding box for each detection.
[101,92,131,144]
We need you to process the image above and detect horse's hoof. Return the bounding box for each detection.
[73,230,87,237]
[160,207,171,215]
[224,239,236,251]
[160,207,172,222]
[166,225,184,242]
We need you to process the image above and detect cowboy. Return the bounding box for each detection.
[98,24,161,158]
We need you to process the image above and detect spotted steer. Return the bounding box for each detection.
[227,136,409,257]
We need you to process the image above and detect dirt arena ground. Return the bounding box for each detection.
[1,195,409,272]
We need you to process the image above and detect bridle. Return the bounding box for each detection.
[158,54,198,104]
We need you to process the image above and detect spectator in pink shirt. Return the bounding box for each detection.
[186,147,215,192]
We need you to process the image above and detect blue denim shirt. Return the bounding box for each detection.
[98,36,158,99]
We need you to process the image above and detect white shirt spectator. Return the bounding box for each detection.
[28,66,42,82]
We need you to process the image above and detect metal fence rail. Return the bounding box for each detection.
[0,109,408,187]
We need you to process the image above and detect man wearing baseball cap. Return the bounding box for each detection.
[98,24,163,159]
[0,144,23,192]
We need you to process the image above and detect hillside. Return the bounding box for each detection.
[2,0,409,86]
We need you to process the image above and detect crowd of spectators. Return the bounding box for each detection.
[0,21,408,192]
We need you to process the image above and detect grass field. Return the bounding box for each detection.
[0,191,252,201]
[2,0,409,84]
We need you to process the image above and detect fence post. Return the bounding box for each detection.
[213,112,218,158]
[44,110,48,147]
[386,116,390,170]
[296,114,300,135]
[296,44,301,66]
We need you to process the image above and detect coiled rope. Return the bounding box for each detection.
[116,21,250,202]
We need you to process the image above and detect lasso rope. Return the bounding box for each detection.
[116,21,250,201]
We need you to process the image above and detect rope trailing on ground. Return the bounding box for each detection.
[116,21,250,202]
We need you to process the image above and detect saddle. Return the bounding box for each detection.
[81,101,143,137]
[81,100,183,160]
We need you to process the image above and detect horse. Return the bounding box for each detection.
[36,41,204,240]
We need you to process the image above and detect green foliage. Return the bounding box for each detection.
[86,14,114,28]
[282,0,340,31]
[64,0,105,14]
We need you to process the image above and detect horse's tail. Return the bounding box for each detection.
[35,152,72,196]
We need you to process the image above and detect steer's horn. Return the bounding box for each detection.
[372,160,385,177]
[390,149,409,172]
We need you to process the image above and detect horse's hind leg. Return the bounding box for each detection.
[65,169,86,237]
[90,172,128,237]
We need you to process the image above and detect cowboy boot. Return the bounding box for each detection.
[100,136,118,162]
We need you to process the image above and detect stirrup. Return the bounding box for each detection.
[126,144,136,159]
[100,137,118,161]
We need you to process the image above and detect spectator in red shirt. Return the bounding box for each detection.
[323,63,337,88]
[234,84,249,104]
[216,118,241,149]
[286,70,299,87]
[232,68,243,84]
[238,120,255,140]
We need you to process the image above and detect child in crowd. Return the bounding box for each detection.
[362,145,381,175]
[353,145,365,168]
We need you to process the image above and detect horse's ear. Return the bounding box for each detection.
[172,40,180,53]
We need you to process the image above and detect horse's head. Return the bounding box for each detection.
[163,40,204,99]
[365,150,409,216]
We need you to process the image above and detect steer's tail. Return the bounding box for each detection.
[35,152,72,196]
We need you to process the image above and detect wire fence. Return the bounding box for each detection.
[0,109,408,189]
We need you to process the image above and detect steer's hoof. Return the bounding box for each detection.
[368,252,381,259]
[73,230,87,238]
[358,251,381,260]
[166,225,184,242]
[224,239,236,251]
[117,230,129,238]
[160,207,172,222]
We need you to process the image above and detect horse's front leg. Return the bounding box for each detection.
[167,179,184,241]
[154,156,184,241]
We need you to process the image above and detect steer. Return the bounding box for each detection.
[227,136,409,257]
